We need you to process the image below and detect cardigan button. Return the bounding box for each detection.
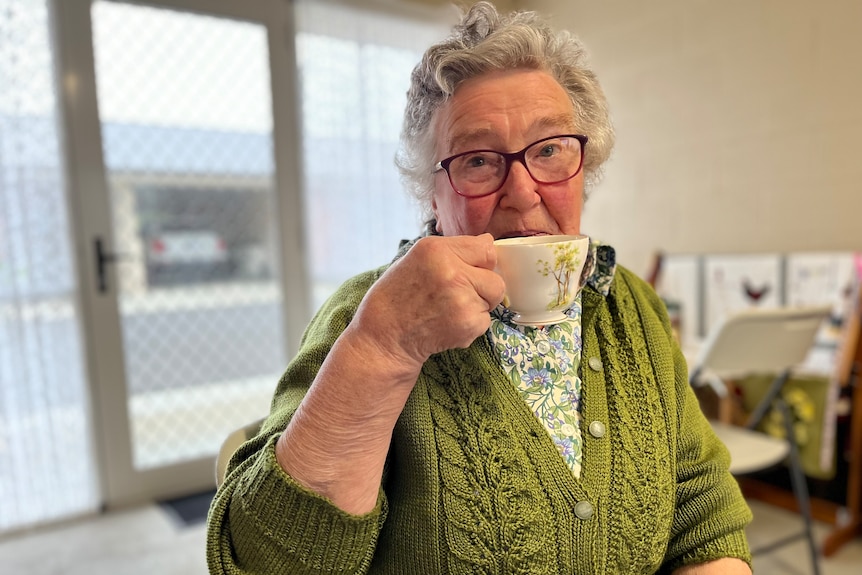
[574,500,594,520]
[588,356,603,371]
[588,420,606,438]
[536,340,551,354]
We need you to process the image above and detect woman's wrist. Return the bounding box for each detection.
[274,324,419,514]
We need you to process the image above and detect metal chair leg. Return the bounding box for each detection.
[777,398,822,575]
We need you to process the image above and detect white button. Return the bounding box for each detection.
[574,500,594,520]
[588,356,603,371]
[536,340,551,354]
[589,420,606,438]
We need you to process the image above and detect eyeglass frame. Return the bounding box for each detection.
[433,134,589,199]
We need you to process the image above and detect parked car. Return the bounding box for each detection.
[144,229,230,285]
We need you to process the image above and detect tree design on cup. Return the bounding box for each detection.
[536,243,582,310]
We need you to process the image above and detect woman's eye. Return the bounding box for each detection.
[458,152,500,170]
[539,144,559,157]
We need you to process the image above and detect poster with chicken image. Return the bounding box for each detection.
[703,254,783,337]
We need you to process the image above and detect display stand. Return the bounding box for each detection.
[738,287,862,557]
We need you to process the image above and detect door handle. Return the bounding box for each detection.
[94,237,129,294]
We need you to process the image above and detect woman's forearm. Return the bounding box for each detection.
[275,323,421,515]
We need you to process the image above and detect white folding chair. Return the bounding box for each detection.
[215,417,265,487]
[689,305,832,575]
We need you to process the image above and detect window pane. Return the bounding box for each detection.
[0,0,99,532]
[294,0,449,309]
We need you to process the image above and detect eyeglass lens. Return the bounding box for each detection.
[447,136,583,197]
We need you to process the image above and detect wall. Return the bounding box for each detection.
[521,0,862,275]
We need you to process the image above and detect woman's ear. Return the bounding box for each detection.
[431,197,443,235]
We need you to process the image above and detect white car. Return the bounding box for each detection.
[145,230,230,284]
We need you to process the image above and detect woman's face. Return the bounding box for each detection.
[431,68,584,239]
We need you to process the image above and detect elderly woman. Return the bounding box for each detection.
[207,3,753,574]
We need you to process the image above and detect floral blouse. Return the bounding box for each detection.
[488,240,616,478]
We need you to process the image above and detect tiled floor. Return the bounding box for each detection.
[0,505,208,575]
[748,501,862,574]
[1,499,860,574]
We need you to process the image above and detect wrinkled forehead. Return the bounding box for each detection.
[430,69,578,154]
[444,114,578,152]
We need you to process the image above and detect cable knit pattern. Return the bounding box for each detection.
[206,263,753,575]
[597,282,674,573]
[424,347,556,575]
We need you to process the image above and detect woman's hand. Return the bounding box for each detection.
[347,233,505,377]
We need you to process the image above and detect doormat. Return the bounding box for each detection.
[158,488,216,527]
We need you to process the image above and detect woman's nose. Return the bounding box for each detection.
[498,160,541,209]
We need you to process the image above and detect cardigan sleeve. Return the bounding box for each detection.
[206,269,389,575]
[661,337,754,571]
[638,285,753,571]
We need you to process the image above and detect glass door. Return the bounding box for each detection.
[54,0,308,506]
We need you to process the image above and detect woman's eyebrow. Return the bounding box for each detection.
[447,128,500,152]
[446,114,578,153]
[531,114,578,133]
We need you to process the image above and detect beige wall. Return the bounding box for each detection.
[519,0,862,275]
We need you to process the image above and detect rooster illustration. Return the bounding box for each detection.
[742,278,770,303]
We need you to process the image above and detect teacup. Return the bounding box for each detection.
[494,234,590,326]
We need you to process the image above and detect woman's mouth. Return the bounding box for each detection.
[495,231,550,240]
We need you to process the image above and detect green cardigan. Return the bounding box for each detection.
[207,265,752,574]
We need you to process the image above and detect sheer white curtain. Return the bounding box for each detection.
[0,0,98,532]
[293,0,451,310]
